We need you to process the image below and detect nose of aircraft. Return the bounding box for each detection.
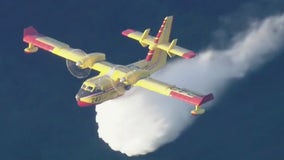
[75,94,80,101]
[75,94,93,107]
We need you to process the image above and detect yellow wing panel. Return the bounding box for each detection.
[135,78,214,106]
[122,29,156,47]
[23,28,86,62]
[23,26,114,73]
[135,78,173,95]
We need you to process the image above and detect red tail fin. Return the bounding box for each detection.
[145,16,172,61]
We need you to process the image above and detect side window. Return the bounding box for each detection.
[82,84,87,89]
[86,86,94,92]
[94,86,103,93]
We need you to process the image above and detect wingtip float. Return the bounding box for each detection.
[23,16,214,116]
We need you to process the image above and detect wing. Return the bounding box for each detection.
[23,26,85,61]
[135,77,214,115]
[23,26,113,73]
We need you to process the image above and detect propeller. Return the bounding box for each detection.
[66,59,91,79]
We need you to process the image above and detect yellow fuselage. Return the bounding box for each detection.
[75,60,162,107]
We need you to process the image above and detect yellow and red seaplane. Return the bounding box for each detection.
[23,16,213,115]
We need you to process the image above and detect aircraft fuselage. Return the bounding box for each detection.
[75,75,127,107]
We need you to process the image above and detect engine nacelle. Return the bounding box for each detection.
[124,69,150,85]
[76,52,106,69]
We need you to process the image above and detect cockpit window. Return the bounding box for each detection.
[81,83,103,93]
[86,86,94,92]
[94,88,102,93]
[82,84,87,89]
[81,84,94,92]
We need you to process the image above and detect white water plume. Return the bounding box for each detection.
[95,14,284,156]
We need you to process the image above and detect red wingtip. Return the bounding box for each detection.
[170,91,214,106]
[199,93,214,106]
[122,29,135,36]
[170,91,203,105]
[183,51,196,59]
[24,26,39,37]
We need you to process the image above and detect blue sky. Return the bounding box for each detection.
[1,0,284,159]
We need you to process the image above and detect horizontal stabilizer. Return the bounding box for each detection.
[122,29,196,59]
[122,29,155,47]
[158,42,196,59]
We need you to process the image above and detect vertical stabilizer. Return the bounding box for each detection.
[145,16,173,62]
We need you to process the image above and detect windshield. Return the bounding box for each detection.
[81,84,94,92]
[81,84,102,93]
